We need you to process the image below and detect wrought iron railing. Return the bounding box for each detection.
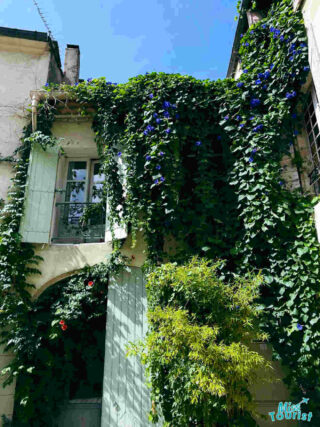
[51,202,106,243]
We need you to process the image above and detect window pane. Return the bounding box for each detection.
[93,163,105,182]
[66,181,86,202]
[67,161,87,181]
[91,183,104,203]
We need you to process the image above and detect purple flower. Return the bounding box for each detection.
[160,177,165,182]
[297,323,303,331]
[243,69,248,74]
[159,151,164,156]
[250,98,261,107]
[117,151,122,157]
[236,82,244,88]
[300,43,307,48]
[163,101,171,109]
[146,155,151,160]
[270,63,275,69]
[280,35,285,42]
[156,165,161,170]
[292,113,297,119]
[224,115,229,120]
[262,24,266,29]
[146,125,155,132]
[44,82,49,87]
[262,84,268,90]
[250,30,254,34]
[252,148,258,153]
[240,33,244,38]
[264,70,271,79]
[87,78,92,82]
[153,113,158,118]
[304,66,310,72]
[245,42,249,47]
[163,111,170,118]
[236,115,242,121]
[149,93,154,99]
[154,179,159,184]
[144,130,149,135]
[195,141,202,146]
[249,116,255,120]
[165,128,171,134]
[249,157,254,163]
[239,123,245,128]
[253,124,263,132]
[156,118,161,124]
[289,141,294,146]
[289,56,294,62]
[255,79,262,85]
[74,82,79,86]
[279,181,284,186]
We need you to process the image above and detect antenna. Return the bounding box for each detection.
[32,0,54,40]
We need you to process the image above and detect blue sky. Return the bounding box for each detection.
[0,0,238,83]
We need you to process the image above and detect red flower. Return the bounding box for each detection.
[88,281,94,287]
[61,324,68,331]
[59,320,65,325]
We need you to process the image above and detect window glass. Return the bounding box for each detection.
[67,161,87,181]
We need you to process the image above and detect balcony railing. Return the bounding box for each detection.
[51,202,106,244]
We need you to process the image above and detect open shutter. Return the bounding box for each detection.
[105,152,128,242]
[19,143,59,243]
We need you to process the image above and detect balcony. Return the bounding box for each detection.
[51,202,106,244]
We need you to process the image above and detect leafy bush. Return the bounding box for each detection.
[129,258,272,426]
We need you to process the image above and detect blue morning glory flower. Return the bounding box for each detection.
[153,113,158,118]
[159,151,164,156]
[195,141,202,146]
[250,98,261,107]
[253,124,263,132]
[44,82,49,87]
[297,323,303,331]
[249,157,254,163]
[280,35,285,42]
[163,111,170,118]
[163,101,171,109]
[258,72,264,79]
[262,24,266,29]
[117,151,122,157]
[146,125,155,132]
[175,113,180,119]
[217,135,222,140]
[239,123,245,128]
[294,130,299,136]
[292,113,297,119]
[236,115,242,121]
[289,56,294,62]
[145,72,149,74]
[245,42,249,47]
[304,66,310,72]
[156,118,161,124]
[236,305,240,309]
[154,179,159,184]
[270,63,275,69]
[74,82,79,86]
[279,181,284,186]
[243,69,248,74]
[149,93,154,99]
[165,128,171,134]
[240,33,244,38]
[160,177,165,182]
[255,79,262,85]
[249,116,255,120]
[262,84,268,90]
[250,30,254,34]
[264,70,271,79]
[146,155,151,160]
[156,165,161,170]
[236,82,244,88]
[172,104,177,109]
[224,115,229,120]
[252,148,258,153]
[300,42,307,47]
[144,130,149,135]
[87,78,92,82]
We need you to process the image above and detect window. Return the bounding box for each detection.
[305,87,320,194]
[52,159,106,243]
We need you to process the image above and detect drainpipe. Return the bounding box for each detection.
[31,94,38,132]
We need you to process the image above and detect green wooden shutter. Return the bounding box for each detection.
[102,267,162,426]
[19,143,59,243]
[105,153,127,242]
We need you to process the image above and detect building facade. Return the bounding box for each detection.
[1,0,320,425]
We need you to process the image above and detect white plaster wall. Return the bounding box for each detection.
[0,49,51,202]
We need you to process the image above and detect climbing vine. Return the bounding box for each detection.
[1,0,320,424]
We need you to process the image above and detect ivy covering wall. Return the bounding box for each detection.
[0,0,319,425]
